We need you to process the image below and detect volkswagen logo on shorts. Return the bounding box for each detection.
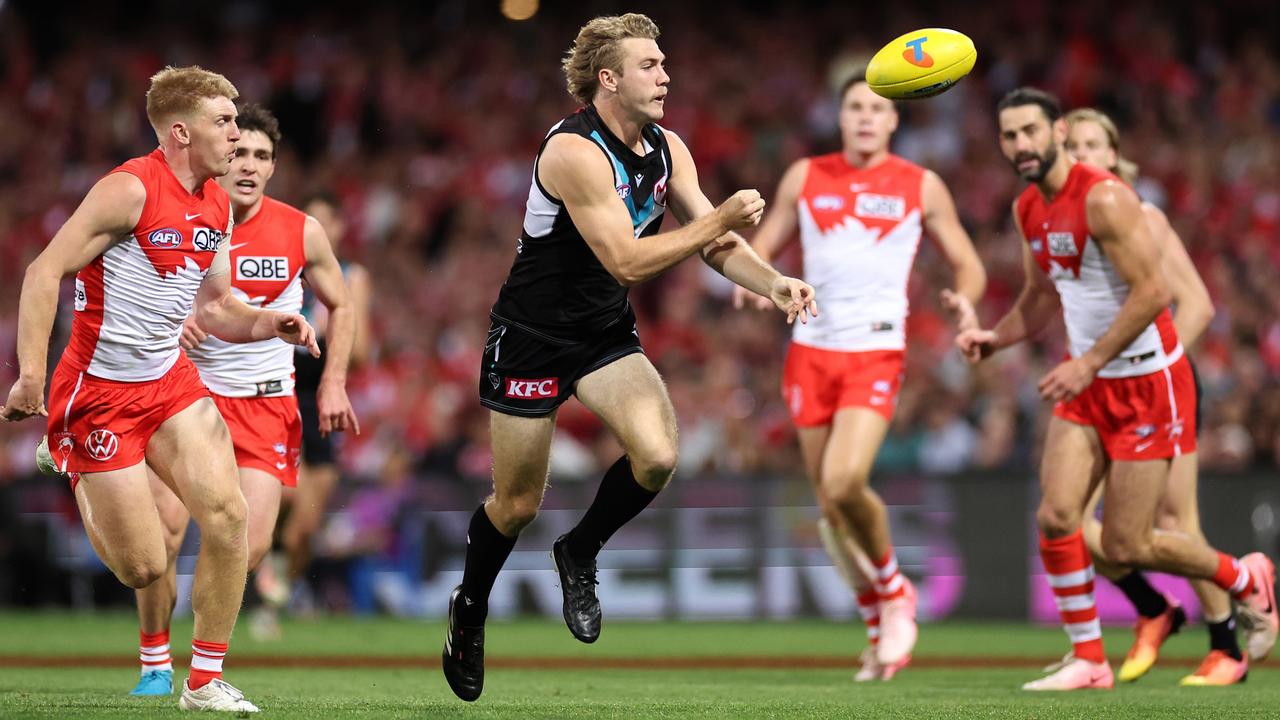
[85,429,119,461]
[148,228,183,248]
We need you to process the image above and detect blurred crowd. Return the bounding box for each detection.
[1,0,1278,507]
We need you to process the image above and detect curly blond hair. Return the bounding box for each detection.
[145,66,239,139]
[1065,108,1139,185]
[562,13,660,105]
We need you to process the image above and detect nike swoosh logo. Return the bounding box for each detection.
[1135,440,1154,452]
[850,183,871,192]
[185,212,201,221]
[275,462,288,470]
[229,243,249,252]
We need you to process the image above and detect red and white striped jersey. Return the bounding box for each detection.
[64,149,233,382]
[792,153,926,352]
[1015,162,1182,379]
[185,197,307,397]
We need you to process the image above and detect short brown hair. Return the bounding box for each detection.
[145,66,239,137]
[562,13,660,105]
[235,103,282,157]
[1064,108,1140,185]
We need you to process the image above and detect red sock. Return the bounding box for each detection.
[1041,530,1105,664]
[855,588,881,646]
[139,629,171,673]
[189,639,228,690]
[872,549,906,601]
[1212,552,1254,600]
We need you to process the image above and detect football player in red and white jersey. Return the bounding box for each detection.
[734,75,986,680]
[958,86,1277,691]
[124,103,359,696]
[1065,108,1247,686]
[1,67,319,713]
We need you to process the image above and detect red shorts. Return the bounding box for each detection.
[1054,355,1197,461]
[212,394,302,487]
[782,344,905,426]
[47,354,210,479]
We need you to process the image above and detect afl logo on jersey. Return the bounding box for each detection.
[148,228,183,248]
[616,184,632,200]
[812,195,845,211]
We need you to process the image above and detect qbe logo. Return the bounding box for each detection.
[854,193,906,220]
[504,377,558,399]
[1048,232,1078,256]
[85,428,119,461]
[237,256,290,281]
[192,227,225,252]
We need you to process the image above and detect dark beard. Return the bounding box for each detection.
[1014,143,1058,182]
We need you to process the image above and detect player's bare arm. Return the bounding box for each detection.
[538,131,762,286]
[661,130,817,325]
[956,207,1059,363]
[1036,180,1171,402]
[1145,203,1213,348]
[922,169,987,331]
[193,253,320,357]
[732,158,809,311]
[1,172,145,422]
[344,263,373,366]
[302,215,360,436]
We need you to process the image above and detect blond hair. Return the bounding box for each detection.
[1064,108,1139,185]
[145,66,239,139]
[562,13,660,105]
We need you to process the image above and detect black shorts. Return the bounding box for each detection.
[479,308,644,417]
[294,342,335,465]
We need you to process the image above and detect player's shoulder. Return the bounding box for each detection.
[263,195,307,223]
[884,153,927,175]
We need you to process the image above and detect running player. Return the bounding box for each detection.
[958,87,1277,691]
[732,75,986,680]
[1064,107,1248,686]
[124,103,358,697]
[274,191,372,610]
[2,66,319,713]
[441,13,817,702]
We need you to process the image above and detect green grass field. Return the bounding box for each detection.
[0,612,1276,718]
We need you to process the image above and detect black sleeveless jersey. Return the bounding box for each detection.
[491,104,673,337]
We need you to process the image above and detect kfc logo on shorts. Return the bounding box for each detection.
[505,377,558,399]
[1048,232,1078,256]
[148,228,183,248]
[85,429,119,461]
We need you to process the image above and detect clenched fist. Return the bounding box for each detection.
[715,190,766,231]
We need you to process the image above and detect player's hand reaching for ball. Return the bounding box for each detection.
[769,276,819,325]
[274,312,321,357]
[716,190,765,231]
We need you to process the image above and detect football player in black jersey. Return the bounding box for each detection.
[443,13,817,702]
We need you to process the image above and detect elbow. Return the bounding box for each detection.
[609,259,641,287]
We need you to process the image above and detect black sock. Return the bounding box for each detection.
[565,455,658,562]
[1207,616,1243,661]
[458,504,516,626]
[1114,572,1168,618]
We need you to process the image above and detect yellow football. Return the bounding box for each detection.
[865,28,977,99]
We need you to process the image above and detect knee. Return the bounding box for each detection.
[823,469,871,510]
[117,558,166,589]
[1036,502,1080,539]
[1100,530,1148,567]
[491,491,542,534]
[631,447,678,492]
[197,493,248,546]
